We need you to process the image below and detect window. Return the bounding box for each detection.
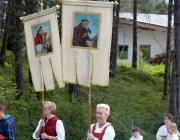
[139,45,151,61]
[118,45,128,59]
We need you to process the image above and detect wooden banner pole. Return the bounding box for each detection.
[41,91,45,133]
[88,86,91,132]
[40,0,45,134]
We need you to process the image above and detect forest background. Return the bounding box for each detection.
[0,0,175,139]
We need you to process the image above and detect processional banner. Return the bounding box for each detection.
[22,6,64,92]
[62,1,113,87]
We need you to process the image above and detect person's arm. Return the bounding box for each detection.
[94,137,99,140]
[73,27,88,46]
[41,133,58,140]
[156,127,163,140]
[102,126,115,140]
[32,119,43,139]
[55,120,65,140]
[73,28,81,42]
[4,120,16,140]
[87,134,99,140]
[87,124,98,140]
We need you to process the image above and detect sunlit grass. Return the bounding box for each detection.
[117,57,165,78]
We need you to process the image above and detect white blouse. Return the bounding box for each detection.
[89,122,115,140]
[156,125,168,140]
[167,133,179,140]
[129,135,143,140]
[32,119,65,140]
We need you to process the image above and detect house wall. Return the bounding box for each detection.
[117,24,171,63]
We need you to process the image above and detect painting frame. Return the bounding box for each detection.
[31,20,54,57]
[71,12,102,50]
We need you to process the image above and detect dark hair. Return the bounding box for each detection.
[0,101,5,111]
[164,113,173,121]
[132,127,140,132]
[39,26,42,30]
[81,18,89,23]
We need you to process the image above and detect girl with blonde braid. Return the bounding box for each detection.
[166,122,180,140]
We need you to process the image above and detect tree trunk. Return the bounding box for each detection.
[9,0,24,98]
[109,0,120,77]
[0,1,9,65]
[0,0,7,39]
[169,54,177,115]
[0,30,8,65]
[170,0,180,121]
[69,83,81,99]
[132,0,137,68]
[14,44,24,99]
[163,0,173,96]
[28,69,33,85]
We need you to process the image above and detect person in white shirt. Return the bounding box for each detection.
[32,101,65,140]
[87,103,115,140]
[129,127,143,140]
[166,122,180,140]
[156,113,173,140]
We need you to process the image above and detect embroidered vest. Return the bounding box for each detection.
[44,116,58,136]
[92,124,111,140]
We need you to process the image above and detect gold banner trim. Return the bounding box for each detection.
[20,6,59,22]
[62,1,114,8]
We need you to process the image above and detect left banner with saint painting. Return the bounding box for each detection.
[22,6,64,92]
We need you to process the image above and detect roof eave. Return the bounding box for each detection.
[119,18,174,32]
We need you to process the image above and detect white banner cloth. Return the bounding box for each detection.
[23,7,64,92]
[62,1,113,87]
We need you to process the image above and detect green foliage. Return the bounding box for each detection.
[137,51,150,71]
[120,0,168,14]
[0,1,170,139]
[0,57,16,95]
[120,51,128,59]
[119,46,128,59]
[0,50,170,140]
[118,52,166,78]
[149,64,166,77]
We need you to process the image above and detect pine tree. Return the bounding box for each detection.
[132,0,137,68]
[164,0,173,96]
[170,0,180,119]
[109,0,120,77]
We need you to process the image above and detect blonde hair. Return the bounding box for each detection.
[43,101,56,114]
[97,103,110,115]
[167,123,180,138]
